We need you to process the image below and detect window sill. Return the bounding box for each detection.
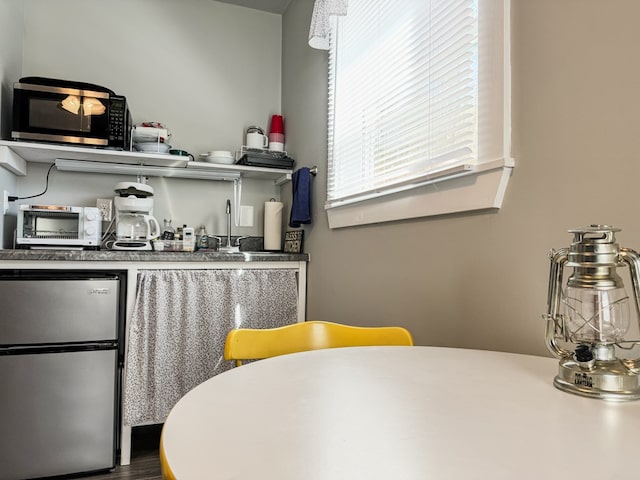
[326,158,515,229]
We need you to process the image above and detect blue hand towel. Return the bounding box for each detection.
[289,167,312,228]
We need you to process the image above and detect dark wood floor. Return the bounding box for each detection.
[81,425,163,480]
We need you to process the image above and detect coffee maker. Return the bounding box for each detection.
[112,182,160,250]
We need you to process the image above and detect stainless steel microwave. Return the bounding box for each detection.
[12,77,131,149]
[16,204,102,249]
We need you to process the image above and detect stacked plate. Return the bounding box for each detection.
[199,150,235,165]
[133,122,171,154]
[135,142,170,154]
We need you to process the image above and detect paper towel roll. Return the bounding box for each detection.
[264,201,283,251]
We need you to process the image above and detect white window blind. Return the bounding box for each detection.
[326,0,509,213]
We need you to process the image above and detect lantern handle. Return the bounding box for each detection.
[545,248,572,359]
[618,248,640,329]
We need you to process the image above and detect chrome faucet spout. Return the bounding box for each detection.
[226,199,232,247]
[219,199,240,253]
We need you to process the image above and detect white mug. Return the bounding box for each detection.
[246,131,268,149]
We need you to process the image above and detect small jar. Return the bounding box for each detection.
[197,225,209,249]
[162,219,175,240]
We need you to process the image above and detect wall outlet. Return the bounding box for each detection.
[239,205,254,227]
[96,198,113,221]
[3,190,9,215]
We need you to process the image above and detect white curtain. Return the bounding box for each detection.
[308,0,348,49]
[123,269,298,426]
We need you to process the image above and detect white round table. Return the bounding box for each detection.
[161,346,640,479]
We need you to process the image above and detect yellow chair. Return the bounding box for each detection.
[224,320,414,366]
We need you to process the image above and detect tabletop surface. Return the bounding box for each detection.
[161,346,640,480]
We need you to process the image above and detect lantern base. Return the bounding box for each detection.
[554,358,640,401]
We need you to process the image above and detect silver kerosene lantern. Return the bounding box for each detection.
[545,225,640,400]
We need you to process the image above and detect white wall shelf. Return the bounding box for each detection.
[0,140,292,184]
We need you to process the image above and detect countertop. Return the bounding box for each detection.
[0,249,309,263]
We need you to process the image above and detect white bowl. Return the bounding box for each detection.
[199,150,235,164]
[135,142,171,154]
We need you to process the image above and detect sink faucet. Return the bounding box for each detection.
[219,199,240,253]
[225,199,232,247]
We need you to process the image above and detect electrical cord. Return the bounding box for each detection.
[101,218,116,247]
[8,163,56,202]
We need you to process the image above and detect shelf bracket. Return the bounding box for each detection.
[275,173,292,186]
[0,146,27,176]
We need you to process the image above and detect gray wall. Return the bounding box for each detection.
[282,0,640,356]
[9,0,284,237]
[0,0,22,245]
[21,0,282,155]
[0,0,21,140]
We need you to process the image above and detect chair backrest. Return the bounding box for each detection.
[224,320,414,366]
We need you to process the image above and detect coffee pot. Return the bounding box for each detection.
[112,181,160,250]
[115,213,160,241]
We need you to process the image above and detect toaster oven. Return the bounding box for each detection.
[16,205,102,249]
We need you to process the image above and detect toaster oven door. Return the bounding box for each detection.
[17,207,82,246]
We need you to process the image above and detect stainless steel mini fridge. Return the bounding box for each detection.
[0,270,125,480]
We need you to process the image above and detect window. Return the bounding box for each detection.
[326,0,513,228]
